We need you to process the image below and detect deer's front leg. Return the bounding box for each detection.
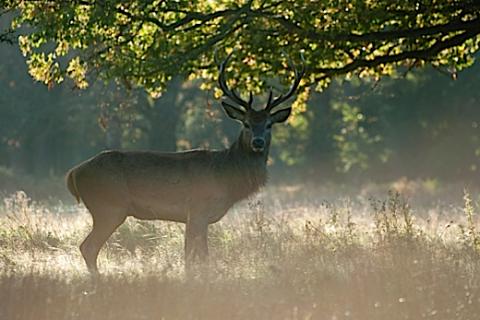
[185,212,209,272]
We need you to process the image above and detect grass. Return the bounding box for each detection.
[0,189,480,319]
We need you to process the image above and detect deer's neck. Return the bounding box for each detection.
[222,132,269,200]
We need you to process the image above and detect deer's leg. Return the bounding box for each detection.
[80,213,126,273]
[184,213,209,272]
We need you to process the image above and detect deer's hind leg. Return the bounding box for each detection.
[80,205,127,273]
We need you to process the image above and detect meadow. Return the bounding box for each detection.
[0,186,479,320]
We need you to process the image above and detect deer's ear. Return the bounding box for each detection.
[270,107,291,123]
[222,102,245,121]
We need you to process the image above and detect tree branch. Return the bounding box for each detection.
[313,23,480,81]
[115,5,243,33]
[254,8,480,43]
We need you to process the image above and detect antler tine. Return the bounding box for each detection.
[218,51,252,110]
[266,55,306,112]
[267,89,274,106]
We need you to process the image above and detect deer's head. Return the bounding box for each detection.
[218,53,304,153]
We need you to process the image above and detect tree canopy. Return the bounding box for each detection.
[4,0,480,98]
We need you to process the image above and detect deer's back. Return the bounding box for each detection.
[71,149,234,223]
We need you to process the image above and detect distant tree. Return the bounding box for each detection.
[4,0,480,98]
[0,6,15,44]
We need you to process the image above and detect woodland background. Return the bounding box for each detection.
[0,1,480,198]
[1,33,480,198]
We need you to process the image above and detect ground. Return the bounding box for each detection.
[0,186,479,320]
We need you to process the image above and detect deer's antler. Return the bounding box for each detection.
[218,52,253,110]
[265,55,305,112]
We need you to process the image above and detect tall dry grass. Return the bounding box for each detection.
[0,189,479,319]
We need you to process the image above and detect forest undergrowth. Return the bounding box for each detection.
[0,189,479,320]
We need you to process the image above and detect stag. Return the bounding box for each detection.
[66,53,304,273]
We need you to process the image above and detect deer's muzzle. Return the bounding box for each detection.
[251,138,266,152]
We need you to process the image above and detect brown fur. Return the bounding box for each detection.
[65,169,80,203]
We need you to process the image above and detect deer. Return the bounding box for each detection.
[66,53,305,273]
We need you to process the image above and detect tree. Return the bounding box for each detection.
[5,0,480,98]
[0,6,15,44]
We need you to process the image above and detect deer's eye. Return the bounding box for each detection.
[244,123,251,129]
[266,123,272,129]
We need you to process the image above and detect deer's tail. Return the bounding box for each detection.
[66,168,81,203]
